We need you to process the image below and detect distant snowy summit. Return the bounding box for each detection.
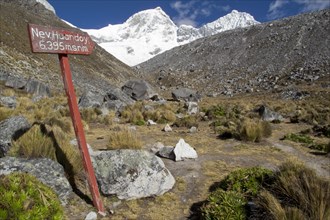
[82,7,259,66]
[36,0,56,14]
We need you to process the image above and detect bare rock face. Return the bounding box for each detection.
[92,150,175,200]
[0,157,72,205]
[0,116,30,157]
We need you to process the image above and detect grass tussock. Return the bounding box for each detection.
[238,119,272,142]
[9,123,84,189]
[121,101,177,125]
[10,124,56,160]
[107,127,143,150]
[0,172,64,220]
[258,161,330,220]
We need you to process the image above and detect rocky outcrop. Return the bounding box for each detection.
[78,91,104,108]
[122,80,158,101]
[92,150,175,200]
[139,10,330,96]
[0,116,30,157]
[0,96,16,108]
[172,88,201,102]
[25,79,51,97]
[0,157,72,205]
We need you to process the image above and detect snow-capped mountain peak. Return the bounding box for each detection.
[36,0,55,14]
[83,8,259,66]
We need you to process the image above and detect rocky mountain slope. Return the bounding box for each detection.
[138,9,330,97]
[0,0,136,95]
[83,8,258,66]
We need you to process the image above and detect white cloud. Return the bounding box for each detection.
[293,0,330,12]
[170,0,229,27]
[267,0,289,19]
[267,0,330,20]
[221,5,231,12]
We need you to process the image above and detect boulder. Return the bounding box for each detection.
[0,96,16,108]
[78,91,104,108]
[173,138,198,161]
[149,142,165,154]
[163,124,172,132]
[157,146,175,160]
[92,150,175,200]
[0,157,72,205]
[172,88,201,102]
[102,100,125,112]
[258,105,284,122]
[85,211,97,220]
[0,116,30,157]
[122,80,158,101]
[104,88,135,105]
[186,101,199,115]
[24,79,51,97]
[0,70,9,82]
[5,76,26,89]
[189,126,198,133]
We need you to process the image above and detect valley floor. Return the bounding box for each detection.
[66,108,330,219]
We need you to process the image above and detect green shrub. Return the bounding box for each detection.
[134,119,146,126]
[309,142,330,153]
[0,172,64,219]
[201,189,247,220]
[205,105,226,120]
[218,167,273,198]
[283,133,314,144]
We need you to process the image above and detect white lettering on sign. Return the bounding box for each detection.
[28,24,94,55]
[31,28,89,44]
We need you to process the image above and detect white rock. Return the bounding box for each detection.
[147,119,157,125]
[189,126,197,133]
[163,124,172,132]
[186,101,199,115]
[173,139,198,161]
[85,211,97,220]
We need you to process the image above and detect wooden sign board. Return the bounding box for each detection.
[28,24,94,54]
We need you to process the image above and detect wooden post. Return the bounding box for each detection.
[58,54,105,215]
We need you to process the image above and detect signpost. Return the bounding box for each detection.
[28,24,105,215]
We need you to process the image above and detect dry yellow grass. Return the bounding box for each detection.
[10,124,56,160]
[107,127,143,150]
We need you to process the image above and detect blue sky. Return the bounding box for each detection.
[48,0,330,29]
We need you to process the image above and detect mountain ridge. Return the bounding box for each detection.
[82,7,259,66]
[0,0,136,95]
[137,9,330,97]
